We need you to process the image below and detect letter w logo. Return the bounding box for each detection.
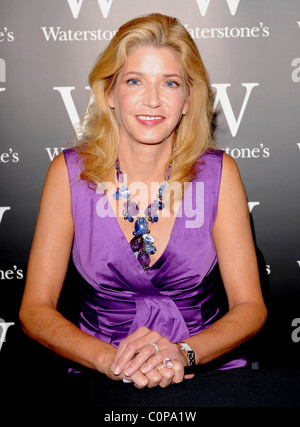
[212,83,259,137]
[196,0,240,16]
[53,86,91,138]
[67,0,114,19]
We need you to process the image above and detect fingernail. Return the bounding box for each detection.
[124,367,132,376]
[113,366,121,375]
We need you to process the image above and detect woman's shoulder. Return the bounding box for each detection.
[201,149,239,173]
[45,152,70,190]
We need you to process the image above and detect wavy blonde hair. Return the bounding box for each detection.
[75,13,216,187]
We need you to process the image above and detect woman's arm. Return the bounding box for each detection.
[183,153,267,364]
[19,153,116,376]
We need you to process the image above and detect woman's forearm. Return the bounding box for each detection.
[185,301,267,365]
[19,303,116,374]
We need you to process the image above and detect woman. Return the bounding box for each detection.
[19,13,267,390]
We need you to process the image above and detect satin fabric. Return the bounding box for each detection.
[64,148,246,369]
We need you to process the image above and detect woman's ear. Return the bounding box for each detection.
[182,93,190,116]
[108,90,115,109]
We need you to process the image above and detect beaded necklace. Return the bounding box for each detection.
[113,159,172,271]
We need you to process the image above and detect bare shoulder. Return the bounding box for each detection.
[220,152,247,201]
[37,152,73,225]
[46,152,68,182]
[42,152,70,198]
[214,152,249,230]
[221,152,242,183]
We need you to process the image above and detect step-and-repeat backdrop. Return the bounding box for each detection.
[1,0,299,384]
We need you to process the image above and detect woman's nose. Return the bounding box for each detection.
[142,84,162,108]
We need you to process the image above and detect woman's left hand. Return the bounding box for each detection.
[111,326,189,387]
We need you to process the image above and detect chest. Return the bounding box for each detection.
[114,212,177,267]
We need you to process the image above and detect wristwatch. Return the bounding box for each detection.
[176,342,195,366]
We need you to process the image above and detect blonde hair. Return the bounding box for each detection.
[75,13,216,187]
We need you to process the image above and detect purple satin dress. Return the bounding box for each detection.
[63,148,246,370]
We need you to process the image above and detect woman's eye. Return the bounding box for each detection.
[165,80,179,88]
[127,78,140,86]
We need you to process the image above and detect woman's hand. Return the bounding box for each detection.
[110,327,192,388]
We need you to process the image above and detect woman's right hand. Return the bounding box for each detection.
[109,326,191,388]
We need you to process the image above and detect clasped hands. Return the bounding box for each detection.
[109,327,194,389]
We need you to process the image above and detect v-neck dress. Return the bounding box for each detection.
[63,148,246,370]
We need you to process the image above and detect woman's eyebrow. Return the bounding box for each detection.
[123,71,183,80]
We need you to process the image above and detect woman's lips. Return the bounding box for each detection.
[136,115,165,125]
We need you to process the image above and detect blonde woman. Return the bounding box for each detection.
[19,14,267,392]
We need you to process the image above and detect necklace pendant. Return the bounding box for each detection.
[134,217,148,235]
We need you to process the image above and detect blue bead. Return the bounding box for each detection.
[142,233,154,245]
[127,214,134,222]
[145,245,156,255]
[120,185,130,199]
[113,190,121,200]
[152,215,158,222]
[157,201,165,210]
[135,217,148,235]
[159,182,167,194]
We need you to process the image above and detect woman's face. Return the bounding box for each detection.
[108,45,189,148]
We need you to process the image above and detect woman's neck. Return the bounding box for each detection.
[117,140,172,185]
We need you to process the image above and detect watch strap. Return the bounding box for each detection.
[176,341,196,366]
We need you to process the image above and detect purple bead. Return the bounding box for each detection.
[165,165,172,180]
[124,200,139,216]
[116,170,124,183]
[145,203,157,217]
[137,250,150,269]
[130,236,143,252]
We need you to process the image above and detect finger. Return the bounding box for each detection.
[112,330,160,375]
[145,369,162,389]
[171,361,185,384]
[112,327,151,371]
[140,352,164,374]
[156,365,175,388]
[130,370,149,389]
[184,373,195,379]
[140,342,180,374]
[123,344,160,377]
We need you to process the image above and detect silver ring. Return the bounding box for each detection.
[149,342,159,354]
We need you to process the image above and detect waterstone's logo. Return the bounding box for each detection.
[0,319,15,352]
[0,27,14,42]
[195,0,241,16]
[41,0,116,42]
[52,82,259,140]
[0,207,10,225]
[0,58,6,96]
[67,0,114,19]
[185,0,270,39]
